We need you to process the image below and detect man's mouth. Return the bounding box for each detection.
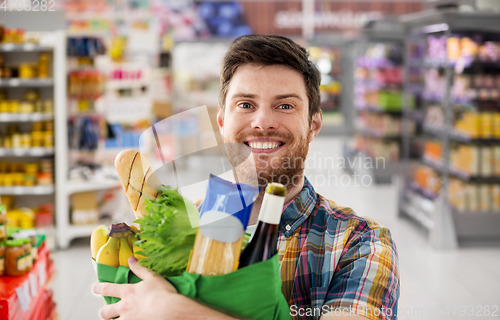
[243,138,285,153]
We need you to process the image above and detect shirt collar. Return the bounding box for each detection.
[279,176,317,237]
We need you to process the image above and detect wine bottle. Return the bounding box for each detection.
[238,183,286,268]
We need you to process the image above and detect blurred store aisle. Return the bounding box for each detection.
[51,136,500,320]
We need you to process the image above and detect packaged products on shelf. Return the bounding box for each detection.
[0,161,53,187]
[0,241,4,276]
[0,206,6,242]
[494,146,500,176]
[480,147,492,176]
[479,184,490,212]
[492,185,500,211]
[5,239,25,276]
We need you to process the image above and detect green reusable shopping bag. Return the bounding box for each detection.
[93,254,291,320]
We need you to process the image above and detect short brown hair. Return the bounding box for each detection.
[219,35,321,123]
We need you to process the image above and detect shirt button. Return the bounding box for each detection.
[285,225,291,231]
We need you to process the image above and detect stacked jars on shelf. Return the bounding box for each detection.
[0,52,50,79]
[0,121,54,149]
[0,160,53,187]
[0,208,39,277]
[0,90,53,114]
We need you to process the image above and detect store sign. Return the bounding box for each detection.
[275,9,384,30]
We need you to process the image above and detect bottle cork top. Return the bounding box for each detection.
[266,183,286,197]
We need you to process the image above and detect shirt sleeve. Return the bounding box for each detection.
[323,224,400,320]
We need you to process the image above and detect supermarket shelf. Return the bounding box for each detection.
[399,200,435,230]
[0,185,54,195]
[343,145,400,184]
[453,210,500,243]
[0,43,53,52]
[355,126,401,140]
[423,124,500,144]
[409,182,439,201]
[0,78,53,87]
[66,178,122,195]
[423,156,500,183]
[355,104,404,115]
[0,113,53,122]
[0,147,54,157]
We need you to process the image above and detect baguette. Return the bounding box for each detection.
[115,149,161,218]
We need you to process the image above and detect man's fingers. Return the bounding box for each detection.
[93,282,128,298]
[128,256,155,280]
[99,302,120,320]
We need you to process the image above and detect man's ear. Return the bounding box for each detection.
[309,110,323,142]
[217,106,224,135]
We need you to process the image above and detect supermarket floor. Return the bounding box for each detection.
[51,136,500,320]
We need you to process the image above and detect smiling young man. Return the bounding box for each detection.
[94,35,400,320]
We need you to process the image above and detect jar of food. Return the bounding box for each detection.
[19,64,34,79]
[0,100,9,113]
[36,172,53,186]
[0,241,5,276]
[35,100,43,113]
[43,100,53,113]
[21,238,32,271]
[44,121,53,132]
[20,133,31,148]
[19,101,34,113]
[0,206,7,242]
[23,229,38,264]
[5,239,25,276]
[24,90,38,101]
[43,131,53,147]
[9,100,20,113]
[11,133,21,148]
[3,173,13,186]
[31,131,43,147]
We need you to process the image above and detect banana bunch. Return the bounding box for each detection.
[91,222,146,268]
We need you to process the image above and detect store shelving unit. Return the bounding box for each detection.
[343,20,411,184]
[0,30,64,245]
[399,9,500,249]
[307,35,350,136]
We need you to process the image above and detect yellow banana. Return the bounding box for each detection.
[127,234,137,249]
[133,242,146,261]
[129,225,139,234]
[119,238,134,267]
[96,237,119,268]
[91,225,109,260]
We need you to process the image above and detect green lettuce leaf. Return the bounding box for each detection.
[134,186,199,278]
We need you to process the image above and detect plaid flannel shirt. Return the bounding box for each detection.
[278,177,400,320]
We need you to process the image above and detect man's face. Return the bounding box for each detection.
[217,63,322,188]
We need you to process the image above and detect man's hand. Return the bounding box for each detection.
[93,257,238,320]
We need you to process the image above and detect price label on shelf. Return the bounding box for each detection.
[2,43,14,51]
[8,79,20,87]
[23,43,35,51]
[29,273,39,298]
[15,281,31,312]
[38,260,46,287]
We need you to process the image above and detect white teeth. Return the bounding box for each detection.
[248,142,281,149]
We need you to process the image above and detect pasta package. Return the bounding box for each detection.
[187,174,259,276]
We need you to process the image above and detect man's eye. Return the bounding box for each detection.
[239,103,253,109]
[279,104,293,110]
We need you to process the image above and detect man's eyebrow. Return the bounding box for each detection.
[230,92,303,101]
[231,92,256,99]
[275,93,303,101]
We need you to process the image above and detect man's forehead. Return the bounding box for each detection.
[227,64,307,98]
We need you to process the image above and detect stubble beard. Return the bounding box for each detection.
[223,130,310,191]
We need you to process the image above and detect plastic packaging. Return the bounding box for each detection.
[187,174,259,276]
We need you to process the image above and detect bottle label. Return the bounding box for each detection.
[0,257,4,273]
[258,194,285,225]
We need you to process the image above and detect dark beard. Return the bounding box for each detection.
[223,131,309,190]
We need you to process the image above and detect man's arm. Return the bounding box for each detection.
[319,225,400,320]
[93,257,239,320]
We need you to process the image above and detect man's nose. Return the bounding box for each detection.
[250,107,280,131]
